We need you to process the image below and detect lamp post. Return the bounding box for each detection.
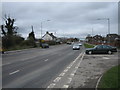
[40,20,51,39]
[97,18,110,44]
[40,20,50,46]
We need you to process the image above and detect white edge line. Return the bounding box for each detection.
[53,77,61,82]
[59,72,65,77]
[47,83,56,88]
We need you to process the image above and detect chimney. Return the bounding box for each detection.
[46,31,49,34]
[51,33,53,35]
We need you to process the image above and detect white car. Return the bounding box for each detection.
[73,44,80,50]
[78,43,82,46]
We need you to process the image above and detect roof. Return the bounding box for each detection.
[42,31,57,39]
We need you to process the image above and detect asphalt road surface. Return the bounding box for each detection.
[2,44,83,88]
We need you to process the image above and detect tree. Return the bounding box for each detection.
[1,15,24,49]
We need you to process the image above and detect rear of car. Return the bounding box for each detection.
[41,43,49,48]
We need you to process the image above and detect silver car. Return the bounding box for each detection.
[73,44,80,50]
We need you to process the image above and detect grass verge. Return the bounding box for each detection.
[84,43,95,48]
[98,65,120,88]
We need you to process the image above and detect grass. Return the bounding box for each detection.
[98,65,120,88]
[84,43,95,48]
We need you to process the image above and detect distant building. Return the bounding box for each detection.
[42,31,57,41]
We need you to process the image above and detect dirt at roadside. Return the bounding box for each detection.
[69,51,119,88]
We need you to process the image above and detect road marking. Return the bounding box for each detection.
[53,77,61,82]
[47,83,56,88]
[70,73,75,77]
[63,69,68,72]
[102,57,110,59]
[86,55,114,57]
[67,66,71,69]
[67,78,72,83]
[44,59,48,61]
[75,66,78,69]
[59,73,65,77]
[2,62,11,66]
[62,85,69,88]
[9,70,20,75]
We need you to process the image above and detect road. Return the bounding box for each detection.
[2,44,84,88]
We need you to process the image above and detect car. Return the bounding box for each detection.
[67,42,72,45]
[73,44,80,50]
[41,43,49,48]
[78,43,82,46]
[85,45,117,54]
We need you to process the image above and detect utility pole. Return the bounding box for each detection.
[92,28,94,44]
[96,18,110,44]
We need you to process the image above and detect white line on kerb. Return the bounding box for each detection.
[63,69,68,72]
[62,85,69,88]
[9,70,20,75]
[59,72,65,77]
[53,77,61,82]
[47,83,56,88]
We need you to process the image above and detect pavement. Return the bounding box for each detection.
[69,50,119,89]
[2,44,83,88]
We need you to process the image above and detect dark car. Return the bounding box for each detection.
[41,43,49,48]
[85,45,117,54]
[67,42,72,45]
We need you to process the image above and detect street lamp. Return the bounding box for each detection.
[96,18,110,43]
[40,20,51,39]
[40,20,51,46]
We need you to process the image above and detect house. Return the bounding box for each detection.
[42,31,57,41]
[106,34,120,43]
[93,35,104,44]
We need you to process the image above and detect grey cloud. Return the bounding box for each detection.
[2,2,118,39]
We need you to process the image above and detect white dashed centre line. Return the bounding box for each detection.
[9,70,20,75]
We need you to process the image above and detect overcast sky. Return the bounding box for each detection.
[2,2,118,39]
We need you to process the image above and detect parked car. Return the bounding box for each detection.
[41,43,49,48]
[85,45,117,54]
[73,44,80,50]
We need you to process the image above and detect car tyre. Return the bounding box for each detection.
[108,51,112,54]
[88,51,92,54]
